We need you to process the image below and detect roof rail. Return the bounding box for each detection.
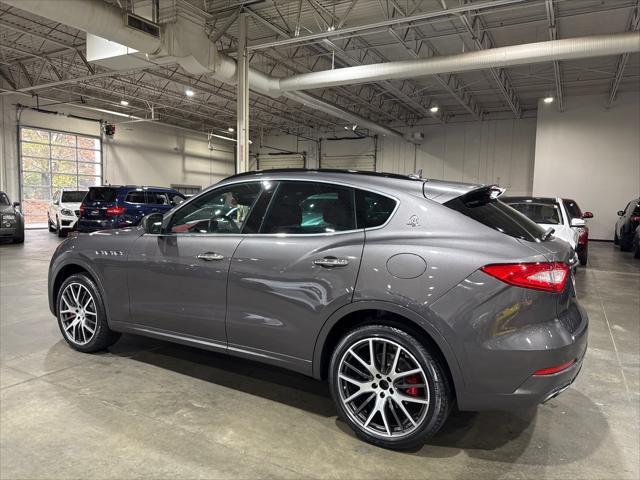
[226,168,422,181]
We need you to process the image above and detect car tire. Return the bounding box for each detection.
[578,246,588,266]
[329,324,452,450]
[634,243,640,259]
[56,273,120,353]
[12,231,24,244]
[48,215,55,233]
[620,234,633,252]
[56,218,67,238]
[614,232,620,245]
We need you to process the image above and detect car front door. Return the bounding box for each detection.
[226,180,365,373]
[126,181,264,345]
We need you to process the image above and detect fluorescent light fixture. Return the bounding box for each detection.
[185,89,195,97]
[120,100,129,106]
[430,106,439,113]
[543,96,554,104]
[228,127,235,133]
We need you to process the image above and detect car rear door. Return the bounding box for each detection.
[225,180,365,372]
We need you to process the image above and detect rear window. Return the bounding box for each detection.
[506,201,561,225]
[87,187,117,202]
[0,193,10,206]
[445,189,546,242]
[356,190,397,228]
[61,191,87,203]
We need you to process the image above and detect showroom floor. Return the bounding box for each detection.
[1,231,638,479]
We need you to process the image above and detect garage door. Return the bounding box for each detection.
[257,153,305,170]
[320,137,376,171]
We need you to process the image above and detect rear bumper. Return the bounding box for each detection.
[77,217,135,232]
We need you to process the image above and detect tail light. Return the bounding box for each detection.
[533,359,576,376]
[577,228,588,245]
[630,216,640,223]
[481,262,569,293]
[106,205,126,216]
[79,206,85,216]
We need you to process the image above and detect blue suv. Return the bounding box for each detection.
[78,186,185,233]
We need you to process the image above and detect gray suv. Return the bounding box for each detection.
[48,170,588,449]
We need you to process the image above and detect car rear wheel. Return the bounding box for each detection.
[634,242,640,259]
[620,233,633,252]
[56,218,67,238]
[12,231,24,244]
[56,273,120,353]
[48,215,55,232]
[329,324,451,450]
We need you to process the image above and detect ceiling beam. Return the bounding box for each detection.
[607,0,640,106]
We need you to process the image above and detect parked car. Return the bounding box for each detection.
[562,199,594,266]
[633,226,640,259]
[0,191,24,244]
[77,185,185,233]
[614,197,640,251]
[502,196,583,258]
[48,189,88,237]
[48,170,587,450]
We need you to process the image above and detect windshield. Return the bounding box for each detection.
[61,191,88,203]
[506,202,561,225]
[0,193,10,206]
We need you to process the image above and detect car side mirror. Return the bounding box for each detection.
[617,210,624,216]
[570,218,586,228]
[12,201,20,208]
[582,211,593,219]
[141,213,164,234]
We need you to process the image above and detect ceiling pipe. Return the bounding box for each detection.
[2,0,403,139]
[278,32,640,92]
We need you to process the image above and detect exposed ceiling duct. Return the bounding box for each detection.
[4,0,640,141]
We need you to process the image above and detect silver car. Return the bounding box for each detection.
[48,170,588,449]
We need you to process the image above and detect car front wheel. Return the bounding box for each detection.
[56,273,120,353]
[329,324,452,450]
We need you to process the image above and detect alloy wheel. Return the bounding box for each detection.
[59,282,98,345]
[337,337,430,439]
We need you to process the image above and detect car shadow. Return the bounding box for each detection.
[106,334,609,465]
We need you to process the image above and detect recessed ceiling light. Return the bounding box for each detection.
[185,89,195,97]
[228,127,235,133]
[120,100,129,106]
[543,96,554,104]
[430,106,439,113]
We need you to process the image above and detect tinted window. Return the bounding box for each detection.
[445,190,546,242]
[262,182,356,234]
[0,193,10,206]
[506,201,561,225]
[146,192,170,205]
[170,182,261,234]
[356,190,396,228]
[125,191,146,204]
[563,199,583,219]
[61,191,87,203]
[87,187,116,202]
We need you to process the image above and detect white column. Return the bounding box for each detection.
[236,12,250,173]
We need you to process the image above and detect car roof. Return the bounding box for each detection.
[91,185,178,192]
[502,196,559,204]
[219,169,483,204]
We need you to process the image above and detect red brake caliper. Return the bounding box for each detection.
[405,374,420,397]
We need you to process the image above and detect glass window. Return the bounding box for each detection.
[125,191,147,204]
[19,127,101,226]
[0,193,10,206]
[356,190,396,228]
[87,187,117,203]
[445,190,546,242]
[61,191,87,203]
[562,199,583,219]
[262,181,356,234]
[505,201,561,225]
[146,192,170,205]
[170,183,262,234]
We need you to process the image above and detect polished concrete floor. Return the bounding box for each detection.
[1,230,638,479]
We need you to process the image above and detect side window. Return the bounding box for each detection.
[146,192,170,205]
[125,191,146,204]
[169,182,262,234]
[355,189,397,228]
[261,181,356,234]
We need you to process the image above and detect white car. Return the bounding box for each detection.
[501,196,585,259]
[47,189,88,237]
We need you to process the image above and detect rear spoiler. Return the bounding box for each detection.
[451,185,506,207]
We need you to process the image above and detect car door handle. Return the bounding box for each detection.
[313,256,349,268]
[197,252,225,261]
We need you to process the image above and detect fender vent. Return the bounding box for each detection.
[126,13,160,38]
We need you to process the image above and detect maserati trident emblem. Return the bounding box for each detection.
[407,215,420,227]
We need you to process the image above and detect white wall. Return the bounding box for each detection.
[533,92,640,240]
[0,94,234,202]
[258,117,537,196]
